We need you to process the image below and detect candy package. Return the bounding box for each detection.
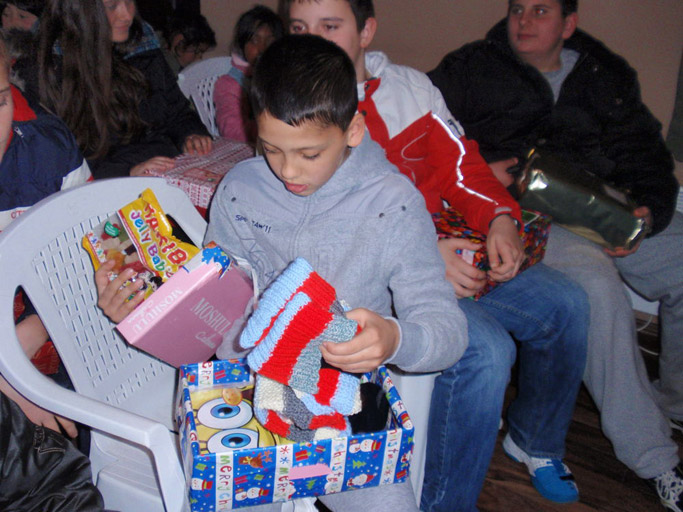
[433,207,551,300]
[82,188,199,300]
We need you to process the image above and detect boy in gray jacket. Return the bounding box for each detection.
[204,34,466,511]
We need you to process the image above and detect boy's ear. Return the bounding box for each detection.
[359,17,377,49]
[171,33,186,52]
[562,13,578,40]
[346,112,366,148]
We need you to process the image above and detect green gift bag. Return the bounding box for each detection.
[517,149,650,250]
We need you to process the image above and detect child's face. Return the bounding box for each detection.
[244,24,276,67]
[102,0,136,43]
[507,0,577,69]
[288,0,375,82]
[0,66,14,162]
[257,112,364,197]
[172,36,210,69]
[1,4,37,31]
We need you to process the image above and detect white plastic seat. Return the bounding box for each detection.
[177,56,232,138]
[387,369,439,505]
[0,177,208,512]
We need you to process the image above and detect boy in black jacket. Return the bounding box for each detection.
[428,1,683,511]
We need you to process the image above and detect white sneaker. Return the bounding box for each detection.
[649,464,683,512]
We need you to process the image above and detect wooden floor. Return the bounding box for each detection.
[478,318,680,512]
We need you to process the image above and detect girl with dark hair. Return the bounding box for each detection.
[214,4,283,144]
[38,0,212,179]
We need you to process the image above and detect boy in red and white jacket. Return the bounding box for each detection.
[285,1,589,509]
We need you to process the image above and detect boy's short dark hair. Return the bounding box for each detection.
[234,5,284,56]
[164,10,216,50]
[284,0,375,32]
[508,0,577,16]
[250,34,358,131]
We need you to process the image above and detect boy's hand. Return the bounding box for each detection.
[183,134,213,156]
[319,308,399,374]
[487,215,524,282]
[130,156,175,177]
[437,238,487,298]
[94,260,145,323]
[0,376,78,438]
[604,206,652,258]
[14,394,78,438]
[488,157,518,188]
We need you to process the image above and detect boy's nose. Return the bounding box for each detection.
[280,162,299,181]
[519,10,531,26]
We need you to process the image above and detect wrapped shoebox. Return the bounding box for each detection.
[177,360,414,511]
[116,244,254,367]
[433,207,551,299]
[517,149,650,249]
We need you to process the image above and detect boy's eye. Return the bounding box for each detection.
[302,153,320,161]
[289,23,306,34]
[323,24,339,32]
[534,7,547,15]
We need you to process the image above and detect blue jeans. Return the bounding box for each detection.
[420,264,588,512]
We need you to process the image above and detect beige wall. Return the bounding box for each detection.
[202,0,683,179]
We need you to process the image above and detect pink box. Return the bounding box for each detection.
[116,244,254,367]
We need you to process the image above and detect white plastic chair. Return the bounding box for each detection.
[177,56,232,138]
[387,370,439,506]
[0,177,207,512]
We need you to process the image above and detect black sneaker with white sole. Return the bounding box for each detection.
[649,463,683,512]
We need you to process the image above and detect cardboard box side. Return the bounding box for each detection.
[181,361,414,511]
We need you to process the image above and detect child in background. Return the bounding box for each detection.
[1,0,44,104]
[214,4,283,144]
[0,31,92,439]
[285,0,588,508]
[160,9,216,78]
[38,0,212,179]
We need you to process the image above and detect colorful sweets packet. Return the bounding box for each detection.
[82,188,199,300]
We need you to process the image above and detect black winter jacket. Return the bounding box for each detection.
[88,48,209,179]
[428,20,678,235]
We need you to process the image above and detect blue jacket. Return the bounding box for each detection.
[0,95,91,231]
